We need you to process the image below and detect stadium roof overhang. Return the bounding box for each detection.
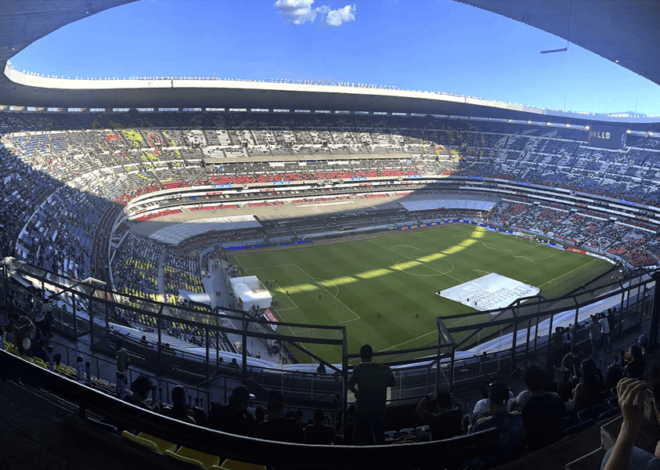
[0,0,659,130]
[458,0,660,89]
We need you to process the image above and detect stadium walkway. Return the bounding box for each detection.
[205,260,273,362]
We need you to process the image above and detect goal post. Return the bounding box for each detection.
[513,231,535,242]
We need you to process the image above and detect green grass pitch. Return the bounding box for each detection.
[230,223,612,363]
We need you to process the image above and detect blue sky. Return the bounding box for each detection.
[11,0,660,115]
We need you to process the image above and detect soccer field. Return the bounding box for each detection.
[229,224,612,363]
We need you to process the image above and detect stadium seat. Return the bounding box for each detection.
[165,450,207,469]
[577,404,609,422]
[607,396,620,410]
[86,417,118,434]
[121,430,159,453]
[137,432,177,455]
[32,357,48,368]
[220,459,266,470]
[563,418,596,436]
[563,416,576,429]
[174,446,220,469]
[597,408,620,421]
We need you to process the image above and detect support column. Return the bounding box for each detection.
[650,272,660,347]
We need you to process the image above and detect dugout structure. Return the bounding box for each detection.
[230,276,272,311]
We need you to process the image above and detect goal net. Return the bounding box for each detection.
[514,231,535,242]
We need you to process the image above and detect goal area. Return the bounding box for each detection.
[514,232,535,242]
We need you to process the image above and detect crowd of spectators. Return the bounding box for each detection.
[163,251,204,296]
[455,128,660,205]
[5,110,660,305]
[488,200,660,266]
[118,379,337,445]
[66,334,655,467]
[112,233,163,299]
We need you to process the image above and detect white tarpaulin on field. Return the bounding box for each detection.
[439,273,540,312]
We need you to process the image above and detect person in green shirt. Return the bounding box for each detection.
[348,344,395,445]
[116,337,130,383]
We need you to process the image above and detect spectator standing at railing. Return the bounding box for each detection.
[563,326,573,355]
[348,344,395,445]
[600,312,611,351]
[552,327,565,367]
[33,299,53,339]
[586,315,603,355]
[116,337,130,383]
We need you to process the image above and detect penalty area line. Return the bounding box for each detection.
[379,330,437,352]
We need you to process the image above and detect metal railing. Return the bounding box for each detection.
[2,260,657,409]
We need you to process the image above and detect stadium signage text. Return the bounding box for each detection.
[589,131,611,140]
[587,126,626,150]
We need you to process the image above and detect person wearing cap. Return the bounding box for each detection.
[348,344,395,445]
[586,315,602,355]
[469,380,523,468]
[208,386,255,436]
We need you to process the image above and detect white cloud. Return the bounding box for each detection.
[323,4,356,26]
[274,0,318,25]
[274,0,356,26]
